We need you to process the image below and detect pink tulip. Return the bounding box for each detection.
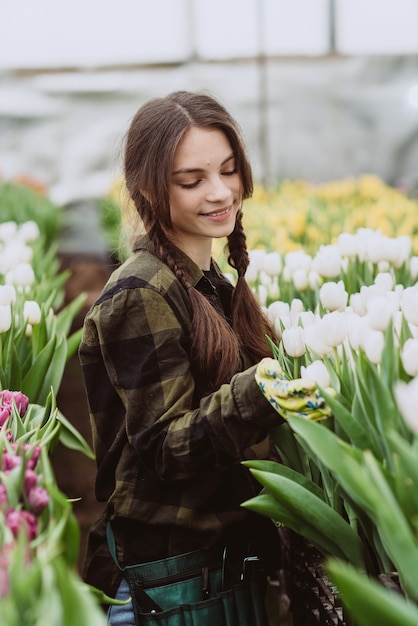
[6,509,37,541]
[0,484,8,509]
[0,405,11,428]
[0,390,29,417]
[2,452,22,472]
[27,486,49,514]
[23,469,38,495]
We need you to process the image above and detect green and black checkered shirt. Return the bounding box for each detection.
[79,236,283,597]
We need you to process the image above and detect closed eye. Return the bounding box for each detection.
[180,180,201,189]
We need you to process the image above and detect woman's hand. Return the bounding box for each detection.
[255,357,335,421]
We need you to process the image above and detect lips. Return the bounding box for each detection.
[202,206,232,218]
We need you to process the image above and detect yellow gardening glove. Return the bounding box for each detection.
[255,357,335,421]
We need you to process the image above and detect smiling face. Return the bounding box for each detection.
[167,126,242,269]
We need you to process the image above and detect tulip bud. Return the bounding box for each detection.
[394,378,418,435]
[0,285,16,306]
[301,360,330,388]
[312,245,342,279]
[401,286,418,327]
[6,263,35,287]
[0,305,12,333]
[23,300,41,325]
[365,295,395,332]
[262,251,282,277]
[320,280,348,312]
[410,256,418,280]
[27,485,49,514]
[316,311,348,349]
[292,268,309,291]
[18,220,40,243]
[282,326,306,357]
[401,338,418,377]
[361,328,384,364]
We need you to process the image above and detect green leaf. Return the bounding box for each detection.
[326,559,418,626]
[21,334,57,403]
[242,459,326,501]
[247,468,365,568]
[242,492,349,560]
[56,410,95,459]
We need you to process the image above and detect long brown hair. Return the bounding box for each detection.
[124,90,276,389]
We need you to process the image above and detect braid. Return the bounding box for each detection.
[227,213,277,362]
[227,210,249,277]
[148,224,240,390]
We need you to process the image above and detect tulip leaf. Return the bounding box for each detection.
[270,422,308,476]
[56,409,95,459]
[246,468,365,568]
[326,559,418,626]
[320,386,378,454]
[242,492,350,561]
[21,334,57,403]
[242,459,326,501]
[37,335,67,405]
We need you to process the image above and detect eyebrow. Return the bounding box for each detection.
[172,153,235,176]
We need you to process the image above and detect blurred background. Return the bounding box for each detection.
[2,0,418,581]
[1,0,418,205]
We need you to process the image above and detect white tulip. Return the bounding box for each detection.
[316,311,349,348]
[389,236,411,269]
[0,221,18,241]
[347,313,368,351]
[319,280,348,312]
[312,245,343,279]
[394,378,418,435]
[349,293,367,317]
[1,241,33,274]
[297,310,316,328]
[262,251,282,277]
[267,300,290,323]
[301,360,330,388]
[337,232,358,258]
[304,323,333,356]
[6,263,35,287]
[290,299,304,314]
[361,328,384,364]
[365,295,395,332]
[401,338,418,377]
[401,286,418,327]
[25,323,33,337]
[282,326,306,357]
[0,285,16,306]
[285,250,312,273]
[245,264,258,283]
[18,220,40,243]
[23,300,42,325]
[410,256,418,280]
[374,272,394,293]
[292,268,309,291]
[0,305,12,333]
[308,270,321,290]
[247,249,267,280]
[257,285,268,306]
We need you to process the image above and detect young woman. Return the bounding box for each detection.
[79,90,284,625]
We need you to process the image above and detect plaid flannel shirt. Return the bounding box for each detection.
[79,236,283,597]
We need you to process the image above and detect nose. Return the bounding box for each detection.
[206,176,231,202]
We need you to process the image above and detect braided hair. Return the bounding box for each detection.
[124,90,276,389]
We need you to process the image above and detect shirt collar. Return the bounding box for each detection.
[134,234,225,289]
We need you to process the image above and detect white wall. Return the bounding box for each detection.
[1,0,418,70]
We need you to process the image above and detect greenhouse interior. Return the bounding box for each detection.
[2,1,418,625]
